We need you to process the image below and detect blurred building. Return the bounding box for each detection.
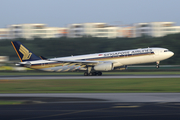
[0,56,9,63]
[0,56,9,66]
[46,27,67,38]
[8,24,46,39]
[0,28,9,40]
[67,24,84,38]
[0,22,180,40]
[8,24,68,40]
[67,23,121,38]
[134,22,180,37]
[118,26,135,38]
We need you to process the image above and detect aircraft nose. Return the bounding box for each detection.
[169,51,174,57]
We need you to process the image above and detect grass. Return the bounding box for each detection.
[0,78,180,93]
[0,101,22,105]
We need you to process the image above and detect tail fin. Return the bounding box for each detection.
[11,41,41,62]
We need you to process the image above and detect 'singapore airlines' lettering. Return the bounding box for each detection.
[103,49,153,57]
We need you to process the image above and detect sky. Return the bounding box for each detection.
[0,0,180,28]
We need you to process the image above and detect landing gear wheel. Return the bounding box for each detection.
[94,72,98,76]
[156,65,159,69]
[84,72,88,76]
[97,72,102,76]
[92,72,96,76]
[89,72,97,76]
[89,72,93,76]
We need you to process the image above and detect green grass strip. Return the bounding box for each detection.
[0,78,180,93]
[0,101,22,105]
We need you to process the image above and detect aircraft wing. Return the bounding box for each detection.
[48,59,100,66]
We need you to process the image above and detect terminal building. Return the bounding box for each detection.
[67,23,121,38]
[0,28,9,40]
[0,22,180,40]
[0,24,68,40]
[134,22,180,37]
[67,22,180,38]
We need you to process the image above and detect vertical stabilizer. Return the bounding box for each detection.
[11,41,41,62]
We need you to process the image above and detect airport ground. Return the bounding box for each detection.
[0,70,180,94]
[1,101,180,120]
[1,93,180,120]
[1,70,180,119]
[0,72,180,93]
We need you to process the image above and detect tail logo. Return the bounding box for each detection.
[19,45,32,60]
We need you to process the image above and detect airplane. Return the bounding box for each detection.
[11,41,174,76]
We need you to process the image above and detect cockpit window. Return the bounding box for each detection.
[164,50,169,52]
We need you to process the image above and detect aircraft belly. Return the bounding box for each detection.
[153,53,172,61]
[119,55,155,65]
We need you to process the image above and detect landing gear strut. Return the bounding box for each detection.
[156,61,160,69]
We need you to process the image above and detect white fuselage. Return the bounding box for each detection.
[24,47,174,72]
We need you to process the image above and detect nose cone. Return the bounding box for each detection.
[169,51,174,57]
[166,51,174,59]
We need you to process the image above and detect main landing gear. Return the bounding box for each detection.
[84,71,102,76]
[84,66,102,76]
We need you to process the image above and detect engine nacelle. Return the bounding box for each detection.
[94,63,113,71]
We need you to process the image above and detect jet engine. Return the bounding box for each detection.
[94,62,113,71]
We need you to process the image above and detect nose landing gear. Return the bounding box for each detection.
[156,61,160,69]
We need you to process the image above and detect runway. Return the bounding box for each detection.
[1,93,180,120]
[1,102,180,120]
[1,74,180,80]
[1,93,180,102]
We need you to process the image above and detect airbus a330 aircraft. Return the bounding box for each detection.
[11,41,174,76]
